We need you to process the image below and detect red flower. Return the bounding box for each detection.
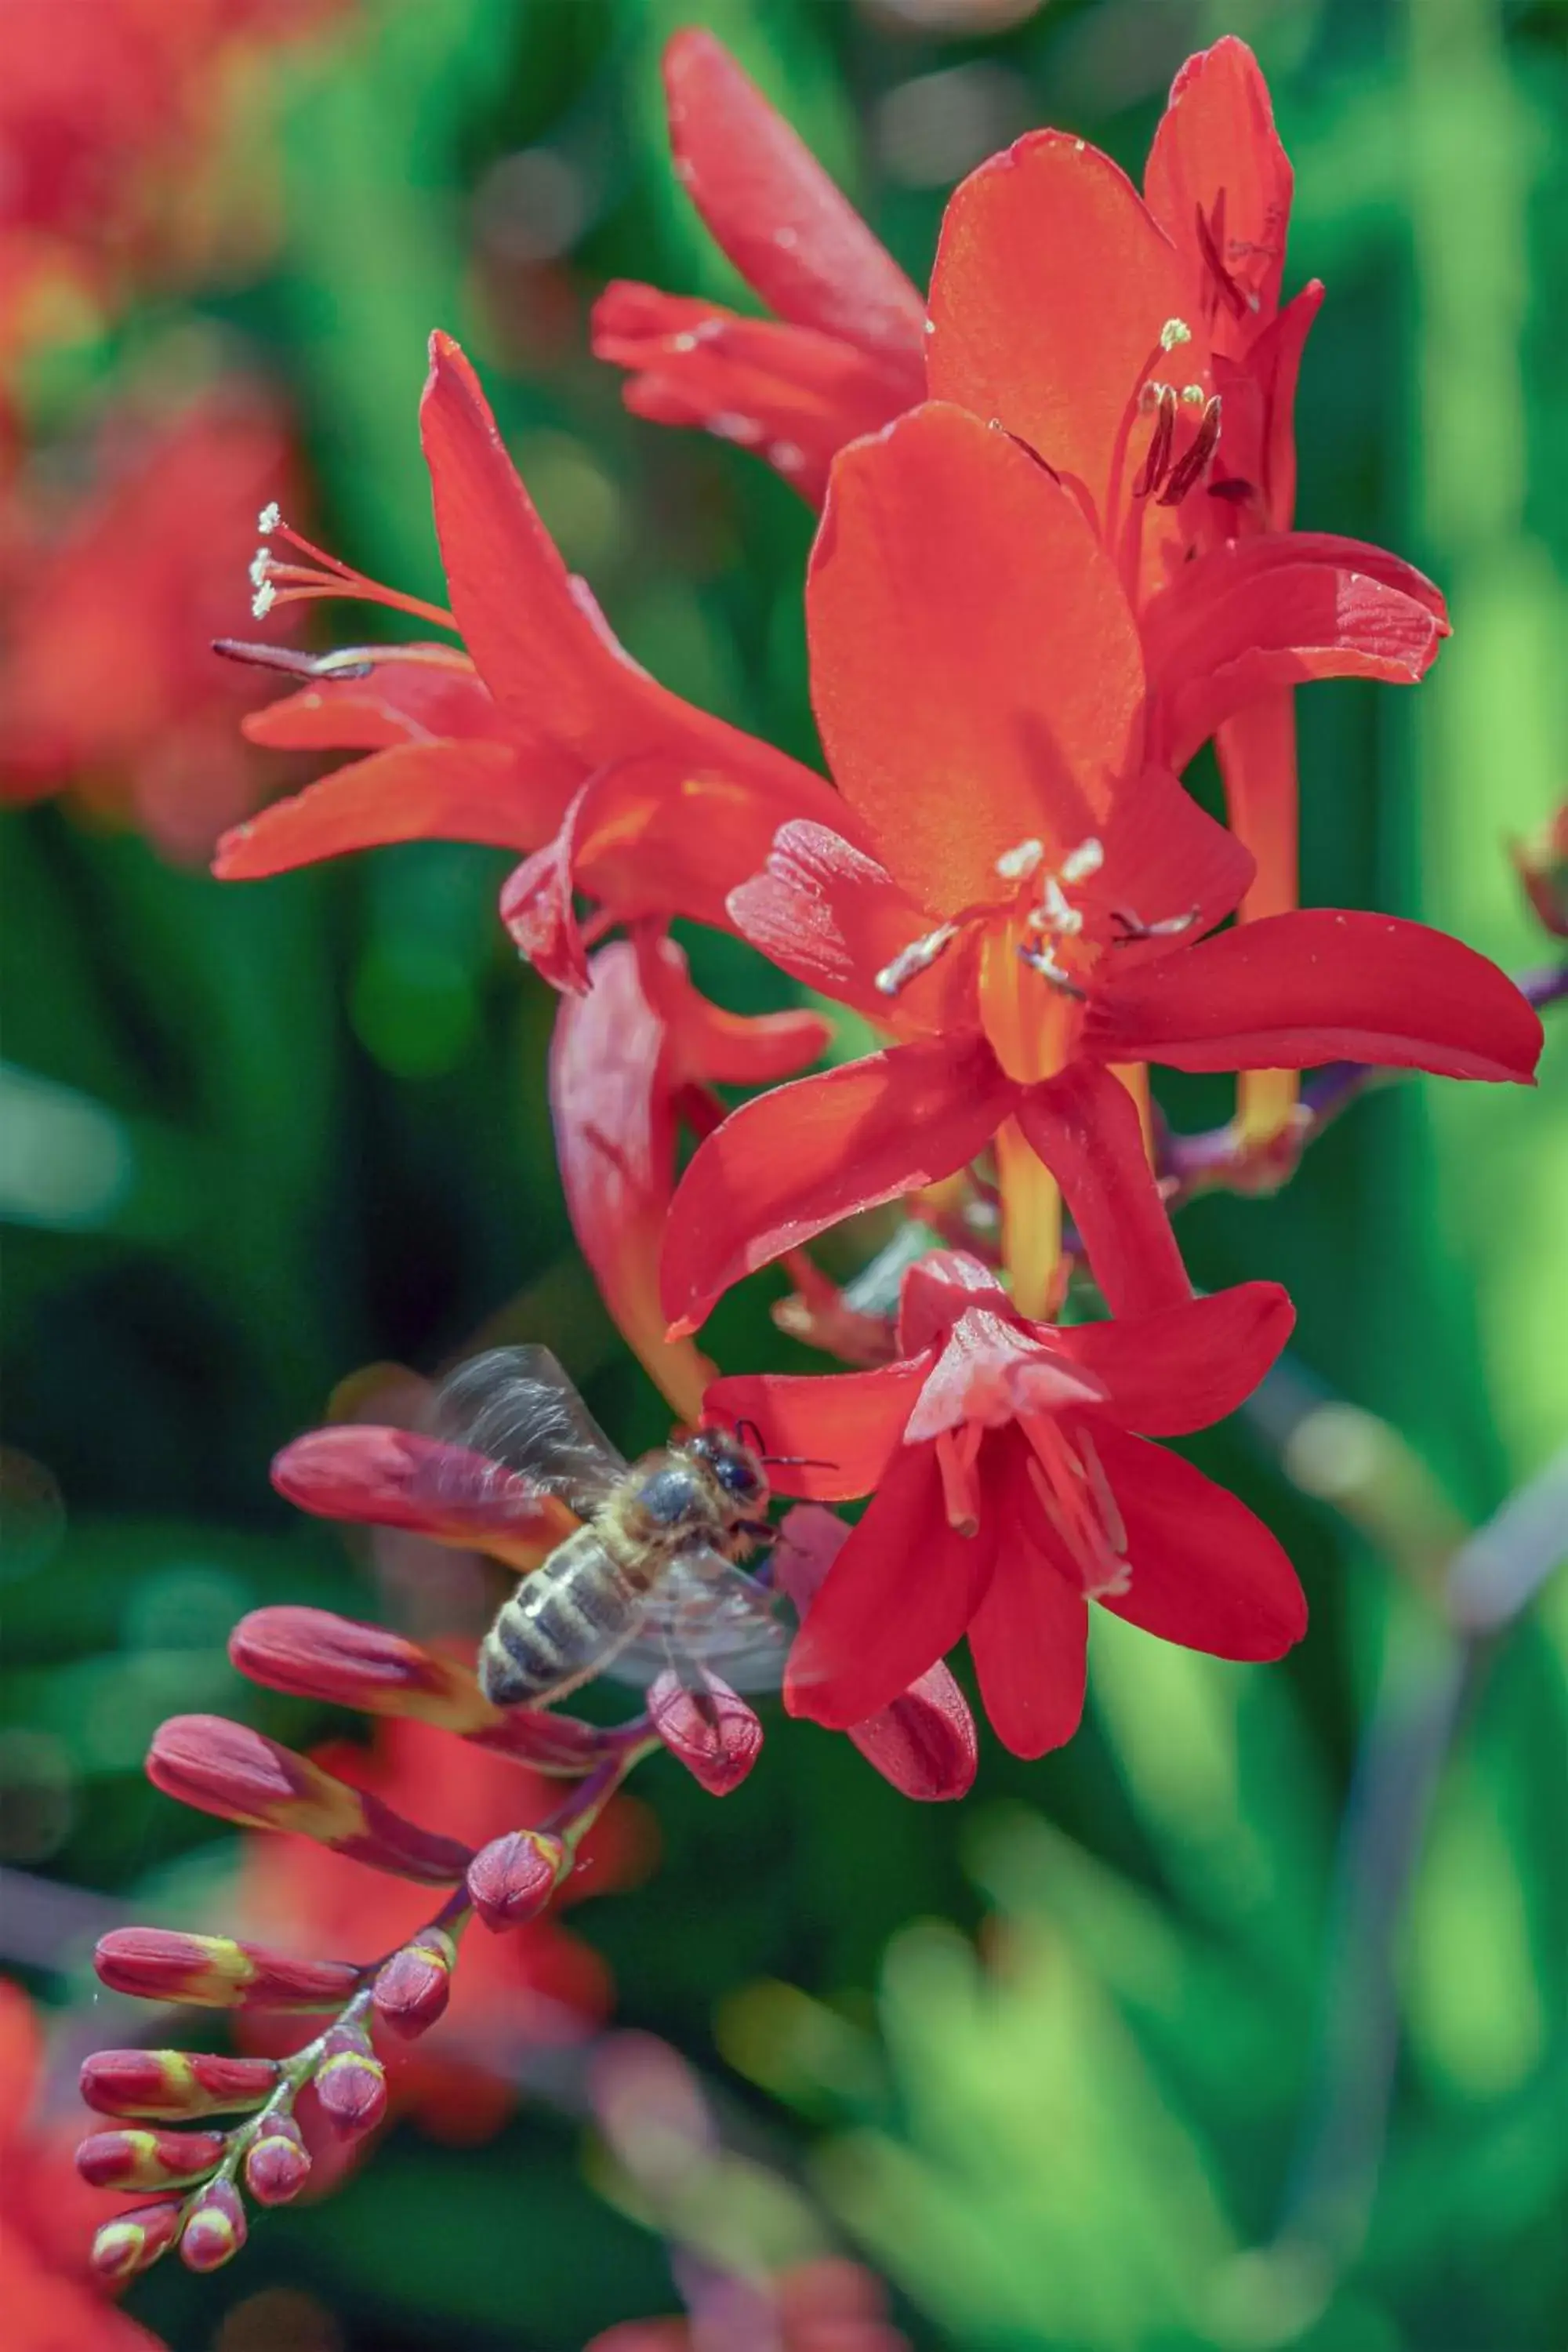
[216,332,851,953]
[592,30,925,503]
[708,1254,1302,1758]
[660,404,1540,1332]
[587,2259,909,2352]
[0,1979,165,2349]
[0,389,299,858]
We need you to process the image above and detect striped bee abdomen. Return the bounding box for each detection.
[479,1530,648,1708]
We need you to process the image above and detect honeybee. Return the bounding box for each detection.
[426,1347,789,1708]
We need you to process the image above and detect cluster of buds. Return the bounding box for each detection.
[78,1545,975,2274]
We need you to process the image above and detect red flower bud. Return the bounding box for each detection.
[372,1929,456,2039]
[76,2125,228,2191]
[80,2048,281,2120]
[245,2112,311,2205]
[95,1926,361,2011]
[847,1664,978,1802]
[1512,803,1568,939]
[314,2024,387,2140]
[180,2179,247,2273]
[270,1423,577,1571]
[147,1715,474,1882]
[89,2200,183,2285]
[230,1606,500,1734]
[466,1828,568,1931]
[648,1668,763,1795]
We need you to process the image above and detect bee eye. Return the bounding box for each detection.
[715,1453,761,1500]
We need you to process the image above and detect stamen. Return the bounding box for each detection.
[1160,318,1192,350]
[996,838,1044,883]
[257,502,281,535]
[1158,394,1222,507]
[873,923,959,999]
[1058,838,1104,884]
[1022,1419,1130,1599]
[1133,383,1177,499]
[1193,199,1251,324]
[1181,383,1207,406]
[248,549,270,590]
[1110,905,1200,944]
[1017,940,1087,999]
[241,508,458,635]
[934,1425,982,1537]
[251,579,277,619]
[1033,876,1083,937]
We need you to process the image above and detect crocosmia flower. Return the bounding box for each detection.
[708,1254,1302,1759]
[660,402,1538,1331]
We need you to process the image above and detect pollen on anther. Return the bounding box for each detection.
[248,549,271,590]
[251,579,278,619]
[1181,383,1207,406]
[995,838,1044,882]
[256,502,281,535]
[1160,318,1192,350]
[873,923,958,999]
[1059,837,1104,885]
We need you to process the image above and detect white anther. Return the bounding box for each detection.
[248,548,272,590]
[256,502,281,535]
[873,924,958,998]
[1059,837,1104,884]
[1160,318,1192,350]
[709,412,762,445]
[671,332,699,353]
[251,579,278,619]
[768,441,806,475]
[923,316,936,336]
[1037,875,1083,936]
[995,837,1044,883]
[1017,939,1086,998]
[1181,383,1207,405]
[1138,380,1164,413]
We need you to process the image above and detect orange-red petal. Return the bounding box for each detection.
[1143,38,1292,345]
[967,1466,1090,1759]
[703,1359,931,1501]
[1087,909,1544,1082]
[1058,1282,1294,1436]
[808,402,1146,912]
[213,739,549,880]
[661,1031,1020,1336]
[1016,1062,1192,1316]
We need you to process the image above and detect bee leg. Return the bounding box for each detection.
[737,1519,775,1546]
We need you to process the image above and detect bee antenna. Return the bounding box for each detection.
[733,1417,765,1454]
[761,1453,837,1472]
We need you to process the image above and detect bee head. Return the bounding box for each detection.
[684,1425,768,1516]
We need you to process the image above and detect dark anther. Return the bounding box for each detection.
[1159,396,1223,506]
[1133,385,1177,500]
[1110,906,1200,944]
[1194,196,1251,323]
[212,639,376,681]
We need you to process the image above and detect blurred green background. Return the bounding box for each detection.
[2,0,1565,2347]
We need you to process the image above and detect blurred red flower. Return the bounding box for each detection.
[659,403,1540,1331]
[234,1714,651,2147]
[0,1978,165,2350]
[709,1253,1302,1758]
[0,389,299,858]
[588,2258,910,2352]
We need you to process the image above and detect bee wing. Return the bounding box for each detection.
[427,1345,626,1520]
[607,1552,790,1693]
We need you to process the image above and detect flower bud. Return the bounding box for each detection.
[80,2048,281,2121]
[1512,803,1568,939]
[95,1926,361,2012]
[147,1715,474,1883]
[270,1424,576,1571]
[847,1664,978,1802]
[90,2200,183,2285]
[314,2024,387,2140]
[466,1828,569,1932]
[76,2126,228,2191]
[245,2112,311,2205]
[230,1606,500,1735]
[180,2179,247,2273]
[648,1668,762,1795]
[372,1929,456,2039]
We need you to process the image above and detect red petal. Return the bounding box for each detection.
[704,1361,931,1501]
[419,332,815,802]
[808,402,1146,912]
[967,1468,1090,1759]
[1016,1062,1192,1316]
[1144,537,1449,774]
[1087,909,1544,1082]
[241,648,496,752]
[1084,760,1255,963]
[662,31,927,368]
[783,1442,994,1726]
[661,1031,1021,1335]
[550,941,716,1423]
[212,739,545,880]
[1058,1282,1294,1436]
[592,284,908,506]
[637,931,831,1087]
[928,132,1204,563]
[1144,38,1292,343]
[1090,1426,1307,1659]
[1212,278,1321,530]
[896,1248,1010,1356]
[500,772,596,992]
[728,818,977,1033]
